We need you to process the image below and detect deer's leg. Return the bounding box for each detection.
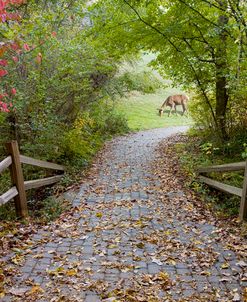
[168,105,173,117]
[174,105,178,116]
[182,104,187,116]
[169,104,175,116]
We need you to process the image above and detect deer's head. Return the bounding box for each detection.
[157,108,163,117]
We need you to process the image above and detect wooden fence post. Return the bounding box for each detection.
[240,159,247,221]
[6,141,28,218]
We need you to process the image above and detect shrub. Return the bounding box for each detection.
[117,71,162,94]
[62,113,103,161]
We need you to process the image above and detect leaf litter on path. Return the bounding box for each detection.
[0,130,246,301]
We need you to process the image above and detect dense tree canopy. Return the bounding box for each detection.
[0,0,161,166]
[90,0,247,140]
[0,0,246,169]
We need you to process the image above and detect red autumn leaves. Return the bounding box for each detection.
[0,0,57,113]
[0,0,24,22]
[0,59,8,77]
[0,0,26,113]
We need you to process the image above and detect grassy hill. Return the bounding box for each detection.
[116,54,193,131]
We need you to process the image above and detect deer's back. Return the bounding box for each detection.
[166,94,188,105]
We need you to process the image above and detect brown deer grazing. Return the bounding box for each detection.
[158,94,189,117]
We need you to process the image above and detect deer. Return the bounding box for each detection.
[158,94,189,117]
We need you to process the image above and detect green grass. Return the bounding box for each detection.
[117,54,194,130]
[117,89,193,130]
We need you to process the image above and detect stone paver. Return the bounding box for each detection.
[2,126,246,301]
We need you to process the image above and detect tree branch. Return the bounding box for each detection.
[183,38,215,63]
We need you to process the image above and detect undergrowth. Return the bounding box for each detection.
[0,103,130,223]
[175,133,246,219]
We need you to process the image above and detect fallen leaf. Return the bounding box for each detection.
[66,269,78,276]
[201,271,211,276]
[233,293,241,301]
[136,242,145,249]
[151,258,163,266]
[221,263,230,269]
[236,261,247,267]
[28,285,44,295]
[9,287,28,296]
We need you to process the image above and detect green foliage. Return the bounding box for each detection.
[0,194,71,222]
[0,1,132,164]
[175,137,243,218]
[117,71,162,94]
[242,144,247,160]
[0,201,17,221]
[90,0,247,140]
[61,104,129,161]
[32,196,71,223]
[103,112,130,135]
[62,113,102,160]
[200,142,219,156]
[0,0,134,221]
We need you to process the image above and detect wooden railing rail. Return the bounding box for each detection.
[20,155,64,171]
[0,141,65,218]
[197,160,247,221]
[0,156,12,174]
[0,187,18,206]
[198,161,246,173]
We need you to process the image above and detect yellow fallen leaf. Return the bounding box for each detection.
[167,259,176,266]
[114,237,121,243]
[121,268,131,273]
[164,230,171,236]
[11,255,24,265]
[243,287,247,302]
[33,254,43,259]
[221,263,230,269]
[0,291,5,299]
[0,274,4,283]
[188,204,194,210]
[28,285,44,295]
[66,269,77,276]
[108,244,118,249]
[158,272,169,281]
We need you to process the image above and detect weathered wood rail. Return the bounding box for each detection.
[0,141,65,218]
[197,160,247,221]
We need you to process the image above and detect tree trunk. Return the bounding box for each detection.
[215,1,229,140]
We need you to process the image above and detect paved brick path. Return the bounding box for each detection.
[3,127,246,301]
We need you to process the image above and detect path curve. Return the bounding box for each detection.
[2,126,246,302]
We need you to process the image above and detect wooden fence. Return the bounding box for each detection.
[0,141,65,218]
[197,160,247,221]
